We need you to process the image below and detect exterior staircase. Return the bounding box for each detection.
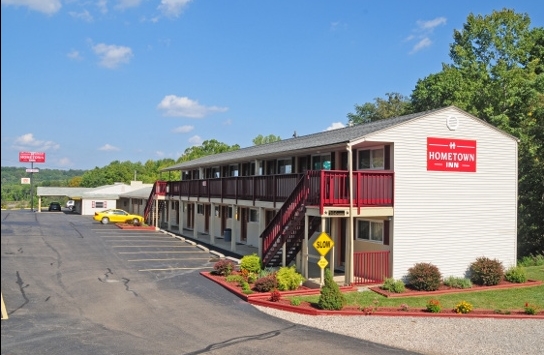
[261,174,321,267]
[144,181,166,226]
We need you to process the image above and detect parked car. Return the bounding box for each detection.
[66,200,75,210]
[48,202,62,212]
[93,209,144,225]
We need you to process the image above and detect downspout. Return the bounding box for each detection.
[347,142,354,285]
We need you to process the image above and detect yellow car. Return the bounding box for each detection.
[93,209,144,225]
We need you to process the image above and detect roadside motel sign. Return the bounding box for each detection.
[19,151,46,163]
[313,232,334,256]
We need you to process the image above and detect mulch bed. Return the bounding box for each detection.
[370,279,543,298]
[201,271,544,319]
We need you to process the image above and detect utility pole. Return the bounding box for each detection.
[30,162,34,212]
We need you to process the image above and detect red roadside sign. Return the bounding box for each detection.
[19,151,46,163]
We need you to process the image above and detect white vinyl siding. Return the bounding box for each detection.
[366,107,518,279]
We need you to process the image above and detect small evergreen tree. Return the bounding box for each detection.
[317,269,345,310]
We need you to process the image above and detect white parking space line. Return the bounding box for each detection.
[111,245,193,248]
[118,251,207,255]
[102,239,177,242]
[138,267,214,272]
[127,257,214,262]
[1,292,8,320]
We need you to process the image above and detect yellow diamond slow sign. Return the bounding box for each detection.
[313,232,334,256]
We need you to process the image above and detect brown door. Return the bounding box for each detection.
[186,203,194,229]
[204,205,210,232]
[240,208,247,242]
[221,206,228,234]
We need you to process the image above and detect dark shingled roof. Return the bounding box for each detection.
[161,107,446,172]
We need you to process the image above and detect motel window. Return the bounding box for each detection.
[249,209,259,222]
[229,164,239,177]
[356,220,384,243]
[277,158,292,174]
[197,204,204,215]
[94,201,105,208]
[312,154,331,170]
[228,207,233,219]
[215,206,220,217]
[358,147,384,170]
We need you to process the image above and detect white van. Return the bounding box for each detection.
[66,200,75,210]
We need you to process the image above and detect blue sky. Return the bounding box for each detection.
[1,0,542,170]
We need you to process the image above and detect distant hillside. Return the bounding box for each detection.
[1,166,86,185]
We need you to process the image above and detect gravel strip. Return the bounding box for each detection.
[255,305,544,355]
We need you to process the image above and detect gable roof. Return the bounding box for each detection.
[162,107,445,172]
[161,105,517,172]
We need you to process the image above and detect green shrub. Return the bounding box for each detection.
[276,266,305,291]
[317,269,345,310]
[240,253,262,274]
[253,274,277,292]
[518,254,544,267]
[407,262,442,291]
[504,266,527,283]
[225,274,244,283]
[469,257,504,286]
[212,259,236,276]
[426,299,442,313]
[443,276,473,289]
[258,267,277,278]
[380,277,406,293]
[290,297,301,306]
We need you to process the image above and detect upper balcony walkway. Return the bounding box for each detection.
[154,170,394,213]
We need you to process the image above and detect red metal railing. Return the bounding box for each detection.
[353,251,390,285]
[163,170,394,209]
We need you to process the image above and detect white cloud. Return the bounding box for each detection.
[172,125,194,133]
[417,17,447,31]
[158,0,192,18]
[410,38,432,54]
[97,0,108,14]
[67,50,83,60]
[188,135,202,145]
[223,119,232,125]
[12,133,60,151]
[1,0,61,15]
[157,95,228,118]
[155,151,165,157]
[57,157,72,167]
[69,9,93,22]
[406,16,447,54]
[98,144,120,151]
[115,0,142,10]
[325,122,345,131]
[92,42,133,69]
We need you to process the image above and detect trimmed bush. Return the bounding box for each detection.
[276,266,305,291]
[317,269,345,310]
[240,253,262,274]
[407,262,442,291]
[470,257,504,286]
[443,276,473,289]
[380,277,406,293]
[253,274,277,292]
[504,266,527,283]
[212,259,236,276]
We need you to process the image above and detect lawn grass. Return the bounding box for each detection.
[291,266,544,312]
